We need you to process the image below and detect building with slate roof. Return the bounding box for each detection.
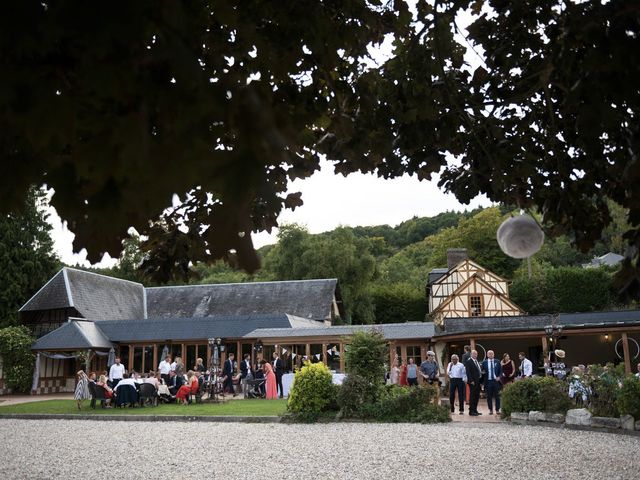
[13,251,640,395]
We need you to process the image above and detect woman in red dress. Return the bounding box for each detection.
[264,362,278,399]
[176,371,195,405]
[399,360,408,386]
[500,353,516,385]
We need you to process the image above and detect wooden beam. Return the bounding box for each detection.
[622,332,632,374]
[470,338,476,351]
[206,343,212,371]
[153,344,158,373]
[305,343,311,359]
[541,336,548,363]
[339,342,345,373]
[128,344,133,374]
[322,343,327,365]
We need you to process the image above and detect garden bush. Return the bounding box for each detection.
[344,330,387,386]
[584,364,624,417]
[337,373,378,418]
[0,326,35,393]
[501,377,572,418]
[373,384,450,423]
[616,376,640,420]
[287,362,335,422]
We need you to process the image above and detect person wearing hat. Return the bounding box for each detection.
[552,349,567,380]
[420,351,439,385]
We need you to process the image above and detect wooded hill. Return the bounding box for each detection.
[171,205,631,325]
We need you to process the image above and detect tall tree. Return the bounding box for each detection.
[263,225,377,324]
[0,188,60,327]
[1,2,638,289]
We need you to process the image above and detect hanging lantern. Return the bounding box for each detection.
[497,214,544,259]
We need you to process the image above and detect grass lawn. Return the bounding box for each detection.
[0,398,288,416]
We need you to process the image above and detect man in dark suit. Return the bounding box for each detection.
[482,350,502,415]
[240,353,253,398]
[272,352,284,398]
[464,349,483,416]
[167,370,184,398]
[223,353,236,396]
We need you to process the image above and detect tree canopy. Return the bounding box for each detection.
[2,1,638,291]
[0,188,60,327]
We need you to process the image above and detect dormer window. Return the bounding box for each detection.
[470,296,483,317]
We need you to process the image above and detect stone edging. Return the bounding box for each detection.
[509,409,640,437]
[0,414,283,423]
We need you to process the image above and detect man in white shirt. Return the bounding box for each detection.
[158,355,172,385]
[447,354,467,415]
[108,357,126,388]
[518,352,533,378]
[635,363,640,379]
[113,374,137,392]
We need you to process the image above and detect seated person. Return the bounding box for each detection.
[113,373,138,393]
[167,370,184,396]
[97,374,114,400]
[145,371,159,389]
[176,371,196,405]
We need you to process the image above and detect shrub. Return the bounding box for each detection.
[616,376,640,419]
[584,364,624,417]
[501,377,572,418]
[287,362,335,421]
[373,384,449,423]
[0,326,35,393]
[344,330,387,387]
[337,374,378,418]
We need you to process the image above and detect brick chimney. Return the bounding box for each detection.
[447,248,468,270]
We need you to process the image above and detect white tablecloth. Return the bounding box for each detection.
[282,372,346,397]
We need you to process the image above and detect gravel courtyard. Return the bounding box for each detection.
[2,420,639,479]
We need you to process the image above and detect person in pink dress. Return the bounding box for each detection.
[264,361,278,399]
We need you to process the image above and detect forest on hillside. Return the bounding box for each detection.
[100,204,633,325]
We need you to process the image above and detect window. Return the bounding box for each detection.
[406,346,422,366]
[470,296,482,317]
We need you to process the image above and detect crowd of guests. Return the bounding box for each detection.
[74,351,290,408]
[386,346,535,416]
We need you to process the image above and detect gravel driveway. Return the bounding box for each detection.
[2,419,639,479]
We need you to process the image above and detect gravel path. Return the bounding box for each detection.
[2,420,639,479]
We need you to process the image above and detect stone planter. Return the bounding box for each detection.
[565,408,592,426]
[591,416,621,429]
[510,412,528,424]
[620,415,635,431]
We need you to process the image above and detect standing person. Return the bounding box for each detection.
[223,353,236,396]
[518,352,533,378]
[399,360,408,386]
[500,353,516,386]
[174,356,185,380]
[447,355,466,415]
[240,354,253,398]
[74,370,91,410]
[273,352,284,398]
[264,361,278,400]
[464,349,483,416]
[636,363,640,379]
[461,345,472,405]
[482,350,502,415]
[158,355,172,385]
[407,358,418,386]
[389,359,400,385]
[419,351,439,385]
[108,357,126,389]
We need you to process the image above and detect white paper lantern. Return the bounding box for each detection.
[496,214,544,259]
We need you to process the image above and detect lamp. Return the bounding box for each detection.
[254,340,263,353]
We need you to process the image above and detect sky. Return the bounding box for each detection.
[48,160,492,267]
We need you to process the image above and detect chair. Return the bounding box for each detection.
[114,384,138,408]
[89,382,108,409]
[138,383,158,407]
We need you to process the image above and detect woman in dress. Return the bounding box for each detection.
[500,353,516,385]
[389,359,400,385]
[399,360,408,387]
[264,362,278,399]
[97,374,114,400]
[194,357,206,373]
[74,370,91,410]
[176,370,196,405]
[174,356,185,379]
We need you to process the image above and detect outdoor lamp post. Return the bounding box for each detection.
[544,323,564,364]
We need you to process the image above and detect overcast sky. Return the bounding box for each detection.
[48,159,492,267]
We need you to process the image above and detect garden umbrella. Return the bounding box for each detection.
[107,348,115,368]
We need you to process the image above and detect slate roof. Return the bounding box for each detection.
[32,320,114,350]
[586,252,624,268]
[438,310,640,336]
[427,268,448,286]
[20,268,146,320]
[88,314,317,343]
[145,279,339,321]
[246,322,436,340]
